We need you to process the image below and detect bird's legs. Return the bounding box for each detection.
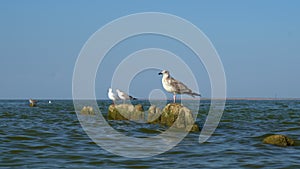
[173,94,176,103]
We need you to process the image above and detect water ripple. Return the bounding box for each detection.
[0,100,300,168]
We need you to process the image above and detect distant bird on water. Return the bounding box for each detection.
[108,88,119,104]
[29,99,38,107]
[116,89,137,103]
[158,70,201,103]
[29,99,37,104]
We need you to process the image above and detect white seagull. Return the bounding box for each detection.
[116,89,137,103]
[29,98,38,107]
[158,70,201,103]
[108,88,119,104]
[29,98,37,104]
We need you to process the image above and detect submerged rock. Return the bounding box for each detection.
[29,103,36,107]
[263,134,295,147]
[80,106,95,115]
[148,103,199,132]
[108,104,145,121]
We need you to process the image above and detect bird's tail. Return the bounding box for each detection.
[129,96,138,100]
[188,92,201,97]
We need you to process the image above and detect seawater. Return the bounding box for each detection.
[1,100,300,168]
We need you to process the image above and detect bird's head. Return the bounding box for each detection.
[158,70,170,76]
[108,88,112,92]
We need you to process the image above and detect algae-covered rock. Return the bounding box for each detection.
[80,106,95,115]
[135,104,144,112]
[148,103,199,132]
[29,103,36,107]
[148,105,162,124]
[263,134,295,147]
[108,103,199,132]
[108,104,145,121]
[188,124,200,132]
[131,104,145,121]
[160,103,181,126]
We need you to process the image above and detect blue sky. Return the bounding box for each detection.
[0,1,299,99]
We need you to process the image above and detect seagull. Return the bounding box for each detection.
[29,98,37,104]
[29,98,38,107]
[108,88,119,104]
[158,70,201,103]
[116,89,137,103]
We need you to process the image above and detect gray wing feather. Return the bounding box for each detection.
[169,77,201,97]
[169,77,192,94]
[121,92,130,99]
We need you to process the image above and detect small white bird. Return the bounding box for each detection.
[158,70,201,103]
[108,88,119,104]
[29,98,38,107]
[116,89,137,103]
[29,99,37,104]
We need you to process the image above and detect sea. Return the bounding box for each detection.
[1,99,300,168]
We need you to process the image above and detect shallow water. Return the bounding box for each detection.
[1,100,300,168]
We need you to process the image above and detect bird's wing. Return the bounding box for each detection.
[114,93,120,99]
[169,77,192,94]
[119,91,130,99]
[109,92,119,100]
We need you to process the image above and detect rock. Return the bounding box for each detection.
[188,124,200,132]
[108,104,128,120]
[29,103,36,107]
[107,103,199,132]
[135,104,144,112]
[263,134,295,147]
[108,104,145,121]
[80,106,95,115]
[147,105,162,124]
[148,103,199,132]
[131,104,145,121]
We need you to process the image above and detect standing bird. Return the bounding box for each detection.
[158,70,201,103]
[108,88,119,104]
[116,89,137,103]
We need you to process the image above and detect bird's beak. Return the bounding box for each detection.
[158,72,162,75]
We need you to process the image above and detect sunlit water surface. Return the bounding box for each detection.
[1,100,300,168]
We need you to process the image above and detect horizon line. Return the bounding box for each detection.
[1,97,300,101]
